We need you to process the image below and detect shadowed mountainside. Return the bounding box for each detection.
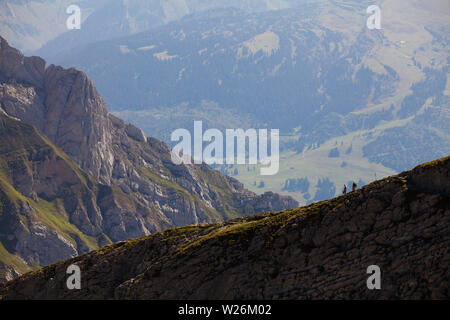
[0,156,448,299]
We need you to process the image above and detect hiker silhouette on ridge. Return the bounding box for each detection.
[342,185,347,195]
[352,182,357,192]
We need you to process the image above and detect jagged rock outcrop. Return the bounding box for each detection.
[0,38,45,88]
[0,156,447,300]
[125,123,147,143]
[1,36,114,184]
[0,36,298,281]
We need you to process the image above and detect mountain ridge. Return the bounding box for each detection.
[0,155,448,299]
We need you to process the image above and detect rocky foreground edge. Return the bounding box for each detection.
[0,156,448,300]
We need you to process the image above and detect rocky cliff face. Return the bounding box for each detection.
[1,35,115,184]
[0,156,447,299]
[0,36,298,281]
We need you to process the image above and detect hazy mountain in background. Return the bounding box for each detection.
[42,0,449,203]
[0,0,306,54]
[0,0,105,52]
